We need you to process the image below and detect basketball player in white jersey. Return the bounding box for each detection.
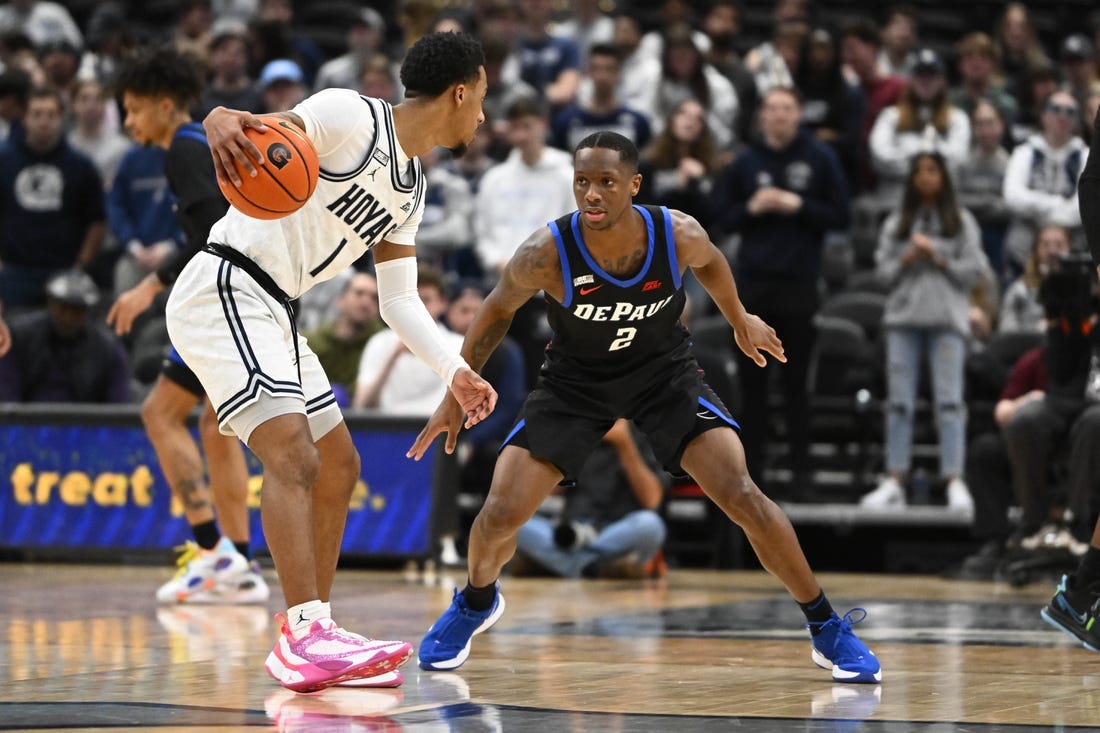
[166,32,497,693]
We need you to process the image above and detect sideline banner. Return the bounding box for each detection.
[0,406,438,557]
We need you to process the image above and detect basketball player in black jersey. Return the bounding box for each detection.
[412,131,881,683]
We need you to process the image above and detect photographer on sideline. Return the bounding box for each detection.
[1003,251,1100,549]
[511,419,669,579]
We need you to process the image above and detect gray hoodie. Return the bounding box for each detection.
[876,206,988,336]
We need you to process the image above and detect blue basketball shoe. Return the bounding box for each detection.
[419,584,506,670]
[809,608,882,683]
[1041,575,1100,652]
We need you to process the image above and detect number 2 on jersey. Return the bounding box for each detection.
[609,327,637,351]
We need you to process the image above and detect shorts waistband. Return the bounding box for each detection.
[202,243,291,304]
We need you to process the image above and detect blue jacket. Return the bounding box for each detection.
[106,144,183,248]
[713,129,850,282]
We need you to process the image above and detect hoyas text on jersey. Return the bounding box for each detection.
[326,182,398,245]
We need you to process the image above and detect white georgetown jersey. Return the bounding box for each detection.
[207,89,426,298]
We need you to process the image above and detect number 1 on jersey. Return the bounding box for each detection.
[609,327,637,351]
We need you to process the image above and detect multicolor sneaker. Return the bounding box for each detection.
[419,584,506,671]
[155,537,250,604]
[336,670,404,688]
[265,613,413,693]
[1041,574,1100,652]
[809,608,882,683]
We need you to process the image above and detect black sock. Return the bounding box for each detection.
[234,541,251,560]
[799,590,835,636]
[1066,546,1100,611]
[192,520,220,550]
[462,580,497,611]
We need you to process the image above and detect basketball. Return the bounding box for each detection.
[218,115,319,220]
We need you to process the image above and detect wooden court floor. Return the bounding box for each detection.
[1,564,1098,732]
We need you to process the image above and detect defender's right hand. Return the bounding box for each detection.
[407,395,467,461]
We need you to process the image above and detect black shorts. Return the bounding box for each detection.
[501,351,738,480]
[161,349,205,398]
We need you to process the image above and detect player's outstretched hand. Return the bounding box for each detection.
[203,106,268,186]
[734,312,786,367]
[407,394,466,461]
[107,276,161,336]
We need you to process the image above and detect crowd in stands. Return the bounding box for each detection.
[2,0,1100,575]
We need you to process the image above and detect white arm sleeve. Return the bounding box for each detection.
[375,257,469,386]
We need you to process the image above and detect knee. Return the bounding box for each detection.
[141,391,179,436]
[711,471,760,513]
[477,494,529,537]
[198,404,221,439]
[264,440,322,488]
[635,510,667,545]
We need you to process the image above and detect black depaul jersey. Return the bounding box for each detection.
[544,204,688,377]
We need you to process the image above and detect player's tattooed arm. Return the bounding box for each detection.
[462,228,561,371]
[671,209,785,366]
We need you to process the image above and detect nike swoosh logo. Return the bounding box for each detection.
[1059,596,1089,626]
[696,411,718,420]
[579,285,603,295]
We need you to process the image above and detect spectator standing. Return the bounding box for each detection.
[712,86,850,492]
[956,100,1011,278]
[1003,90,1088,273]
[514,419,668,578]
[106,144,183,298]
[869,48,971,209]
[0,87,105,308]
[67,77,129,189]
[0,270,128,403]
[860,152,987,511]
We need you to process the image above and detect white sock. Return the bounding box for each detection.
[287,599,327,639]
[319,601,332,621]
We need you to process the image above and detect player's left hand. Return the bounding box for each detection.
[407,394,467,461]
[734,312,786,367]
[106,276,162,336]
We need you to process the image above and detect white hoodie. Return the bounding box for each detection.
[1002,133,1089,227]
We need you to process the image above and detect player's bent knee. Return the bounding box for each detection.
[478,495,529,536]
[261,440,321,488]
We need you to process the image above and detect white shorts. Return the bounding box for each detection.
[166,251,342,444]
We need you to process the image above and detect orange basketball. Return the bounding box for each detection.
[218,115,319,220]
